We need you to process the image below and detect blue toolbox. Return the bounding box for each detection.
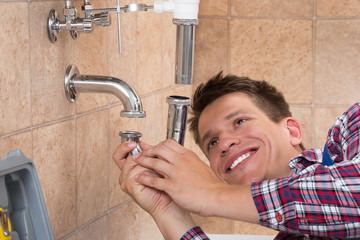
[0,150,54,240]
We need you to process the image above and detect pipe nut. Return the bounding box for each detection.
[63,8,76,17]
[82,4,93,11]
[94,12,111,27]
[83,18,93,33]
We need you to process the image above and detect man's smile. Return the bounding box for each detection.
[230,152,250,170]
[224,148,258,173]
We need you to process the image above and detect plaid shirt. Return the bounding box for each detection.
[182,102,360,240]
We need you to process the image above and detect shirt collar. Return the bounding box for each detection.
[288,149,323,173]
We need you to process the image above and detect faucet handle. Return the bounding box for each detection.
[93,12,111,27]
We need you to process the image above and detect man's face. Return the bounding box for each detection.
[198,92,295,185]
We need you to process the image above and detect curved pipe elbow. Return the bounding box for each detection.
[64,65,145,118]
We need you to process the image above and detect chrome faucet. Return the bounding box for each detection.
[48,0,111,43]
[166,95,191,145]
[64,65,146,118]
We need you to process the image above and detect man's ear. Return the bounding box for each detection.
[285,117,303,147]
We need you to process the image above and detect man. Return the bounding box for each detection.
[113,72,360,239]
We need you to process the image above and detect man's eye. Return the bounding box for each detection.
[208,139,219,150]
[235,119,246,127]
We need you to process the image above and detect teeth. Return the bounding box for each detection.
[230,153,250,170]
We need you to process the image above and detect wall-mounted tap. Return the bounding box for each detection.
[48,0,111,42]
[47,0,153,47]
[64,65,146,118]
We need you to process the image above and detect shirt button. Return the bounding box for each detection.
[276,211,283,222]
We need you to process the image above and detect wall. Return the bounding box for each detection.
[0,0,359,239]
[0,0,190,239]
[193,0,360,235]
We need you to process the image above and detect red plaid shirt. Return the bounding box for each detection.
[182,102,360,240]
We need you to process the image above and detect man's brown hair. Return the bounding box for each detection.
[189,71,305,150]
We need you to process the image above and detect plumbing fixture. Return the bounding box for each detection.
[119,131,143,155]
[48,0,199,85]
[64,65,146,118]
[154,0,199,85]
[166,95,191,145]
[47,0,153,53]
[48,0,112,43]
[173,20,197,85]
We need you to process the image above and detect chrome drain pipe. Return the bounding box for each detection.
[166,95,191,145]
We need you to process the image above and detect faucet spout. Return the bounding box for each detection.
[64,65,145,118]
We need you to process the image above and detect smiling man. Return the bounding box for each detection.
[197,92,300,185]
[113,72,360,240]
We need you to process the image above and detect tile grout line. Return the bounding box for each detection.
[312,0,317,148]
[0,82,181,140]
[58,200,133,240]
[198,15,360,20]
[74,107,79,239]
[228,0,231,75]
[228,0,234,234]
[27,1,34,160]
[105,2,112,238]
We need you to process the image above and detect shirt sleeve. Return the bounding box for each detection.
[251,102,360,239]
[327,102,360,163]
[180,226,210,240]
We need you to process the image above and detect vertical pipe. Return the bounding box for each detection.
[174,23,196,85]
[166,96,192,145]
[117,0,122,54]
[65,0,72,8]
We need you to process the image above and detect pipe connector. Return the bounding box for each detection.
[154,0,175,14]
[119,131,143,155]
[154,0,200,20]
[166,95,191,145]
[64,65,146,118]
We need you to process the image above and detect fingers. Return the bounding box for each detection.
[141,168,163,177]
[134,155,172,178]
[112,141,137,168]
[133,139,195,178]
[119,161,163,195]
[139,141,152,151]
[140,139,185,164]
[135,171,167,192]
[120,157,156,194]
[115,139,186,192]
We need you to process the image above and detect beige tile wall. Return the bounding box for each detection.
[0,0,182,239]
[194,0,360,236]
[0,0,359,239]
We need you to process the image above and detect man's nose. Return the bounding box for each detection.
[218,137,240,154]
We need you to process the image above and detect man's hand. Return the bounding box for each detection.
[113,141,173,217]
[113,141,197,240]
[133,139,259,223]
[132,139,228,216]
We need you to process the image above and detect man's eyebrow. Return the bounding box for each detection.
[224,110,246,120]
